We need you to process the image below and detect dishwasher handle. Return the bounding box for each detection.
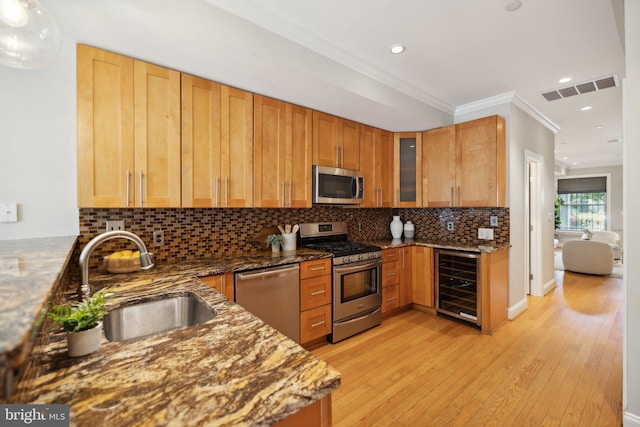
[235,264,300,280]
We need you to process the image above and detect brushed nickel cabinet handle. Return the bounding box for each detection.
[139,170,144,206]
[226,177,230,207]
[310,290,326,296]
[126,170,131,207]
[311,320,326,328]
[310,266,326,271]
[282,181,286,207]
[335,145,339,167]
[215,176,220,207]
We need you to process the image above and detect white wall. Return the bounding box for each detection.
[0,39,79,240]
[624,0,640,423]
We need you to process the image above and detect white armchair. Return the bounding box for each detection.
[562,239,614,275]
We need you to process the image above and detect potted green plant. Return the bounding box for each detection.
[554,196,564,230]
[265,234,285,253]
[48,288,113,357]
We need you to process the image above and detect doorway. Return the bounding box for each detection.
[525,150,544,296]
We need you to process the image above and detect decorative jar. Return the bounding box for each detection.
[390,216,403,239]
[404,221,415,239]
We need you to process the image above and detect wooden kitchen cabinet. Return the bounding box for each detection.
[423,116,505,207]
[312,111,361,170]
[200,272,235,301]
[480,249,509,334]
[381,248,401,314]
[254,95,313,207]
[77,44,181,207]
[393,132,423,207]
[399,246,413,307]
[300,259,332,346]
[182,74,253,207]
[411,246,434,308]
[360,126,393,207]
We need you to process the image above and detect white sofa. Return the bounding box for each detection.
[589,231,622,260]
[562,239,614,275]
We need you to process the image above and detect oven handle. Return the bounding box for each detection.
[334,260,381,274]
[336,308,382,325]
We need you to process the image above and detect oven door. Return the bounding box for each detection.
[333,260,382,321]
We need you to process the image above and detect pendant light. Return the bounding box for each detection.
[0,0,61,69]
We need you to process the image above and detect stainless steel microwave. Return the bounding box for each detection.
[312,165,364,205]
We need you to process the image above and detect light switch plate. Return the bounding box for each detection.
[478,228,494,240]
[0,202,18,223]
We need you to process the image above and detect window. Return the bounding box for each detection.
[557,176,607,231]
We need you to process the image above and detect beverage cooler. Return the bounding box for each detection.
[435,250,481,327]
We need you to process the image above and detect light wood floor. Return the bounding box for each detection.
[312,270,623,426]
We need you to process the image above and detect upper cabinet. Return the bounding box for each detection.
[455,115,506,207]
[422,116,506,208]
[77,44,181,208]
[360,126,393,208]
[393,132,423,207]
[312,111,361,170]
[181,75,254,208]
[254,95,312,208]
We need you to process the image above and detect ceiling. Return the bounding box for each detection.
[49,0,625,169]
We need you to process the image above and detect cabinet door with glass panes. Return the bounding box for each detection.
[393,132,422,207]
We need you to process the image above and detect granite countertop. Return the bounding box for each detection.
[0,236,78,358]
[367,239,511,253]
[4,240,339,426]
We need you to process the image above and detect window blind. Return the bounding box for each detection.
[557,177,606,194]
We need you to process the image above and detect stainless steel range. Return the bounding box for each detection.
[298,222,382,343]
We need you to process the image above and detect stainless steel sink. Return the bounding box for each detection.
[103,293,216,342]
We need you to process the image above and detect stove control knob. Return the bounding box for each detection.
[358,254,365,261]
[343,256,352,263]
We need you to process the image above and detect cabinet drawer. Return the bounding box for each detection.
[382,284,399,313]
[300,305,332,344]
[382,248,400,262]
[301,275,332,311]
[300,258,331,279]
[382,260,401,287]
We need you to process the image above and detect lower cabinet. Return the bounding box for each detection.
[411,246,434,308]
[300,259,332,346]
[480,250,509,333]
[200,272,235,301]
[382,248,412,314]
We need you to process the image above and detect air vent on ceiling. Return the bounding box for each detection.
[541,75,618,101]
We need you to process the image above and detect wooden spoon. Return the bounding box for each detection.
[285,224,291,233]
[292,224,299,234]
[277,225,286,234]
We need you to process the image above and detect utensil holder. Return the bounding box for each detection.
[282,233,296,252]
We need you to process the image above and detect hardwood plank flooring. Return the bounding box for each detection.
[312,270,623,426]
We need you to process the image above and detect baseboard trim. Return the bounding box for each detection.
[624,409,640,426]
[543,278,557,295]
[508,297,527,320]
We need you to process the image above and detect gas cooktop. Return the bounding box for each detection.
[298,222,382,264]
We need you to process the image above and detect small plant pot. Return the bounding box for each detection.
[271,243,281,253]
[67,322,103,357]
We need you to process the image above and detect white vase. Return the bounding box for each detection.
[404,221,415,239]
[67,321,102,357]
[390,216,403,239]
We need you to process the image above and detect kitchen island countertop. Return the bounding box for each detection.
[5,238,339,426]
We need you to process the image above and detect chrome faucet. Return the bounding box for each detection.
[78,230,154,300]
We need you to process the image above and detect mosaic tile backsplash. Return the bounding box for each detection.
[78,207,509,268]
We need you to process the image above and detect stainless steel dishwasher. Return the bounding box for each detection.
[235,264,300,343]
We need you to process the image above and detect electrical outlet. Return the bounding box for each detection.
[153,230,164,247]
[447,221,454,231]
[106,220,125,232]
[478,228,494,240]
[0,202,18,223]
[358,222,362,231]
[490,216,498,227]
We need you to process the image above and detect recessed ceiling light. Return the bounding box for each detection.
[595,125,603,129]
[558,77,572,84]
[390,44,406,54]
[505,0,522,11]
[572,162,579,165]
[562,156,569,160]
[580,106,592,111]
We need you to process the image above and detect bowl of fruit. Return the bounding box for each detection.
[103,250,151,273]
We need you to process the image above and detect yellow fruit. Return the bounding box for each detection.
[133,251,140,257]
[121,250,134,257]
[110,251,122,258]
